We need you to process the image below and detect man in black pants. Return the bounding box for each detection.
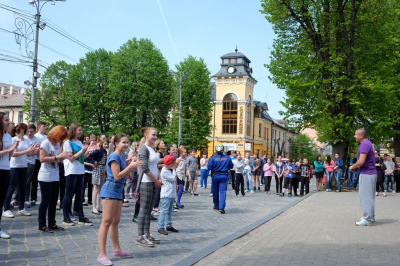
[233,153,245,196]
[300,158,312,196]
[292,158,302,196]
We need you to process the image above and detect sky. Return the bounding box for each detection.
[0,0,286,119]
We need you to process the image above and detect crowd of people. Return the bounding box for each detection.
[1,111,398,264]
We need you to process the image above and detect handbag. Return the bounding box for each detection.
[322,174,327,184]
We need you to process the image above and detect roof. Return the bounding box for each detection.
[0,82,28,107]
[220,52,251,63]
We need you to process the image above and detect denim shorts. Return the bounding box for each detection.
[100,180,124,200]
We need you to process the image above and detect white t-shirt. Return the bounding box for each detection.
[25,135,41,164]
[38,139,60,182]
[63,139,85,175]
[10,137,30,168]
[142,145,160,183]
[35,132,47,143]
[0,133,12,170]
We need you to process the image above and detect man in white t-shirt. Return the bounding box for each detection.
[24,124,40,207]
[30,121,47,206]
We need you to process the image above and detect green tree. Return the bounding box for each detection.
[260,0,399,156]
[24,60,74,127]
[108,38,174,140]
[290,134,318,161]
[165,56,213,149]
[69,49,113,134]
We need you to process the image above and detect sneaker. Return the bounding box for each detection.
[69,214,78,221]
[393,190,396,194]
[209,193,213,197]
[63,218,75,226]
[48,224,64,231]
[166,226,179,232]
[123,199,129,203]
[150,215,157,221]
[2,210,15,218]
[172,208,178,212]
[113,249,133,258]
[38,226,54,233]
[250,189,255,194]
[30,200,36,206]
[355,219,371,226]
[135,235,154,247]
[191,192,194,196]
[288,193,292,197]
[97,255,112,266]
[193,193,199,196]
[25,201,31,208]
[158,228,168,235]
[0,230,10,239]
[147,233,160,244]
[18,209,31,216]
[132,216,138,223]
[219,210,225,214]
[78,217,93,226]
[244,188,249,193]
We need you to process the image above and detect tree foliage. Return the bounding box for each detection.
[290,133,319,161]
[24,60,74,127]
[260,0,400,156]
[108,38,174,140]
[164,56,213,150]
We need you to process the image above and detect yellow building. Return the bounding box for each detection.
[207,50,295,159]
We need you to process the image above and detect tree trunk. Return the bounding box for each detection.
[393,122,400,156]
[332,141,348,162]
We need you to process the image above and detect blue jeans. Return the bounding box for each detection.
[348,170,356,188]
[38,181,59,228]
[200,169,208,188]
[158,197,174,229]
[4,168,27,211]
[325,172,334,190]
[62,174,85,219]
[384,174,394,192]
[212,174,228,210]
[335,170,343,191]
[352,171,359,188]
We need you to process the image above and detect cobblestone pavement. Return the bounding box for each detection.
[0,179,311,266]
[196,189,400,266]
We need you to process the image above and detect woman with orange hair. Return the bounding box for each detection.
[37,126,69,233]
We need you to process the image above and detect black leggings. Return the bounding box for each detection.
[0,170,10,226]
[376,170,384,192]
[275,174,283,193]
[264,176,272,191]
[235,173,244,195]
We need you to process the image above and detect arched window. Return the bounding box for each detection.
[246,95,251,136]
[222,93,238,134]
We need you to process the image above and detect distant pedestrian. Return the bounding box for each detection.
[274,156,284,195]
[233,152,245,196]
[207,144,233,214]
[313,155,324,191]
[199,152,209,189]
[281,159,295,197]
[334,153,344,192]
[263,158,273,194]
[324,155,335,192]
[299,158,312,196]
[349,128,377,226]
[383,155,395,196]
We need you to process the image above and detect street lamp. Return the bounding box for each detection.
[28,0,66,124]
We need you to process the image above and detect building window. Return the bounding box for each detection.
[222,93,238,134]
[18,111,23,123]
[237,58,243,64]
[264,127,266,140]
[223,59,229,64]
[246,96,251,136]
[230,58,236,64]
[258,123,262,137]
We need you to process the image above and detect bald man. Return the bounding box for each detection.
[349,128,377,226]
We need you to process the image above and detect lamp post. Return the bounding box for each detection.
[28,0,65,124]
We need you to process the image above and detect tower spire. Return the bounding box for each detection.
[235,45,238,53]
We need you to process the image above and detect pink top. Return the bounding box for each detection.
[263,163,274,176]
[324,161,335,172]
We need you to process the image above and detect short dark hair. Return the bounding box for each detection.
[27,124,36,131]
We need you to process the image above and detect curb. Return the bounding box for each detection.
[173,191,315,266]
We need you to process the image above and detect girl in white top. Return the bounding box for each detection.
[37,126,69,233]
[3,123,35,218]
[200,152,209,189]
[0,112,19,239]
[136,127,163,247]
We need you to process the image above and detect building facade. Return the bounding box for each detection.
[0,83,28,124]
[207,50,295,158]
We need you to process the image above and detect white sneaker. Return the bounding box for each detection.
[17,209,31,216]
[392,190,396,194]
[250,189,255,194]
[0,230,10,239]
[2,210,15,218]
